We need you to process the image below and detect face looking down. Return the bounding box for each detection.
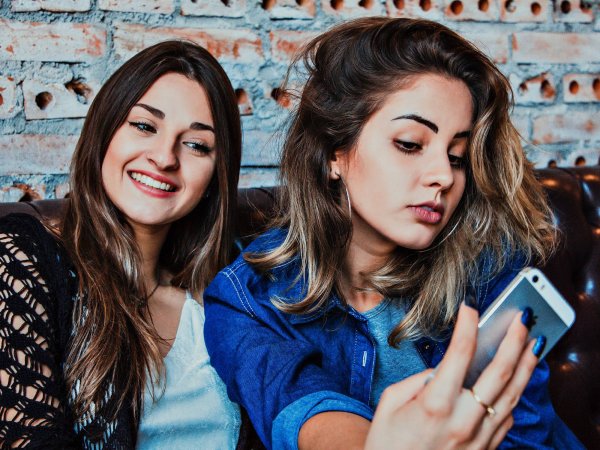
[331,73,473,255]
[101,72,217,233]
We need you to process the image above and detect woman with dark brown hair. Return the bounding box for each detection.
[204,17,584,449]
[0,41,247,448]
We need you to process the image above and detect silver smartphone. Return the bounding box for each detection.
[464,267,576,388]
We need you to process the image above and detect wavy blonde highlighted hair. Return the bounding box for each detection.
[247,17,555,343]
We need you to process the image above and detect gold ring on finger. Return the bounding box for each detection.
[468,388,496,418]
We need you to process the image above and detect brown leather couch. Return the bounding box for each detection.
[1,166,598,449]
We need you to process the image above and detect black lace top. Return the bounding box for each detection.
[0,213,142,448]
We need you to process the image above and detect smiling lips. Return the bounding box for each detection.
[128,171,177,197]
[409,202,444,224]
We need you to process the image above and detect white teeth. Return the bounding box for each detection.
[130,172,175,192]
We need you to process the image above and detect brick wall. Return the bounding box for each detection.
[0,0,599,201]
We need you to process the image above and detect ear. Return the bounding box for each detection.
[329,150,344,181]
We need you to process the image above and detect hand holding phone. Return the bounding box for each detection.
[464,267,575,388]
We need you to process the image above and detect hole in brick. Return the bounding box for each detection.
[530,1,541,14]
[65,79,92,105]
[560,0,571,13]
[581,1,591,12]
[394,0,405,9]
[296,0,309,5]
[540,80,555,98]
[420,0,431,11]
[518,82,528,95]
[221,0,230,5]
[569,80,579,95]
[330,0,343,10]
[547,159,557,168]
[0,94,3,107]
[35,91,53,110]
[236,88,247,103]
[478,0,489,12]
[271,87,291,108]
[575,156,586,166]
[504,0,516,13]
[450,0,463,14]
[261,0,276,9]
[358,0,374,8]
[593,78,600,100]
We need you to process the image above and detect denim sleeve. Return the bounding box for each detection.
[272,391,374,450]
[204,265,352,449]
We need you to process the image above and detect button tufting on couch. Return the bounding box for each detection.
[1,166,598,449]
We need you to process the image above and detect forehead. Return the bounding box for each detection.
[375,74,474,130]
[135,72,214,124]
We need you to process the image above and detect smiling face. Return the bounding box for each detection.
[101,72,216,234]
[331,74,473,255]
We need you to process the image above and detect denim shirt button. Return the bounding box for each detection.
[424,344,430,350]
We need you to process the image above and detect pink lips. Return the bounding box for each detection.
[409,201,444,224]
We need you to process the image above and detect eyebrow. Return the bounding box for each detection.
[134,103,215,133]
[392,114,471,139]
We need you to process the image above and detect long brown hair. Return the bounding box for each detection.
[61,40,241,423]
[247,18,555,343]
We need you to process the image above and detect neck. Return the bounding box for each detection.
[341,241,392,312]
[130,223,171,291]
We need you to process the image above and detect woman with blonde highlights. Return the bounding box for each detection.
[204,17,583,450]
[0,41,258,448]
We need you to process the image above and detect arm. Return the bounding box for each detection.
[0,215,75,448]
[203,263,373,450]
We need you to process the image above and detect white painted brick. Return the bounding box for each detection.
[0,135,78,175]
[269,30,319,63]
[532,111,600,144]
[510,72,556,104]
[0,20,106,62]
[23,78,100,120]
[464,32,508,64]
[500,0,549,22]
[0,186,28,202]
[443,0,500,21]
[524,146,564,168]
[512,32,600,64]
[239,168,279,188]
[264,0,316,19]
[54,181,70,198]
[386,0,444,20]
[181,0,246,17]
[11,0,91,11]
[562,147,600,166]
[0,76,19,120]
[98,0,174,14]
[563,74,600,103]
[553,0,594,23]
[113,23,263,64]
[322,0,385,18]
[242,129,282,166]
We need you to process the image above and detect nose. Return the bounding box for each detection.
[421,149,454,191]
[146,136,179,171]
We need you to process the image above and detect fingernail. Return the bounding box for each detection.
[521,307,534,330]
[532,335,547,358]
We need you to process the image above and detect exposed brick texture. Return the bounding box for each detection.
[0,20,106,62]
[0,135,78,175]
[113,23,263,63]
[0,0,599,196]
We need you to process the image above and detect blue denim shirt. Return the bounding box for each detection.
[204,228,583,450]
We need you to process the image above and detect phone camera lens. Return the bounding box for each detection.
[532,275,539,283]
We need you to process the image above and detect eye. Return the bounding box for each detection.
[183,141,212,155]
[448,153,466,169]
[129,121,156,134]
[394,140,422,154]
